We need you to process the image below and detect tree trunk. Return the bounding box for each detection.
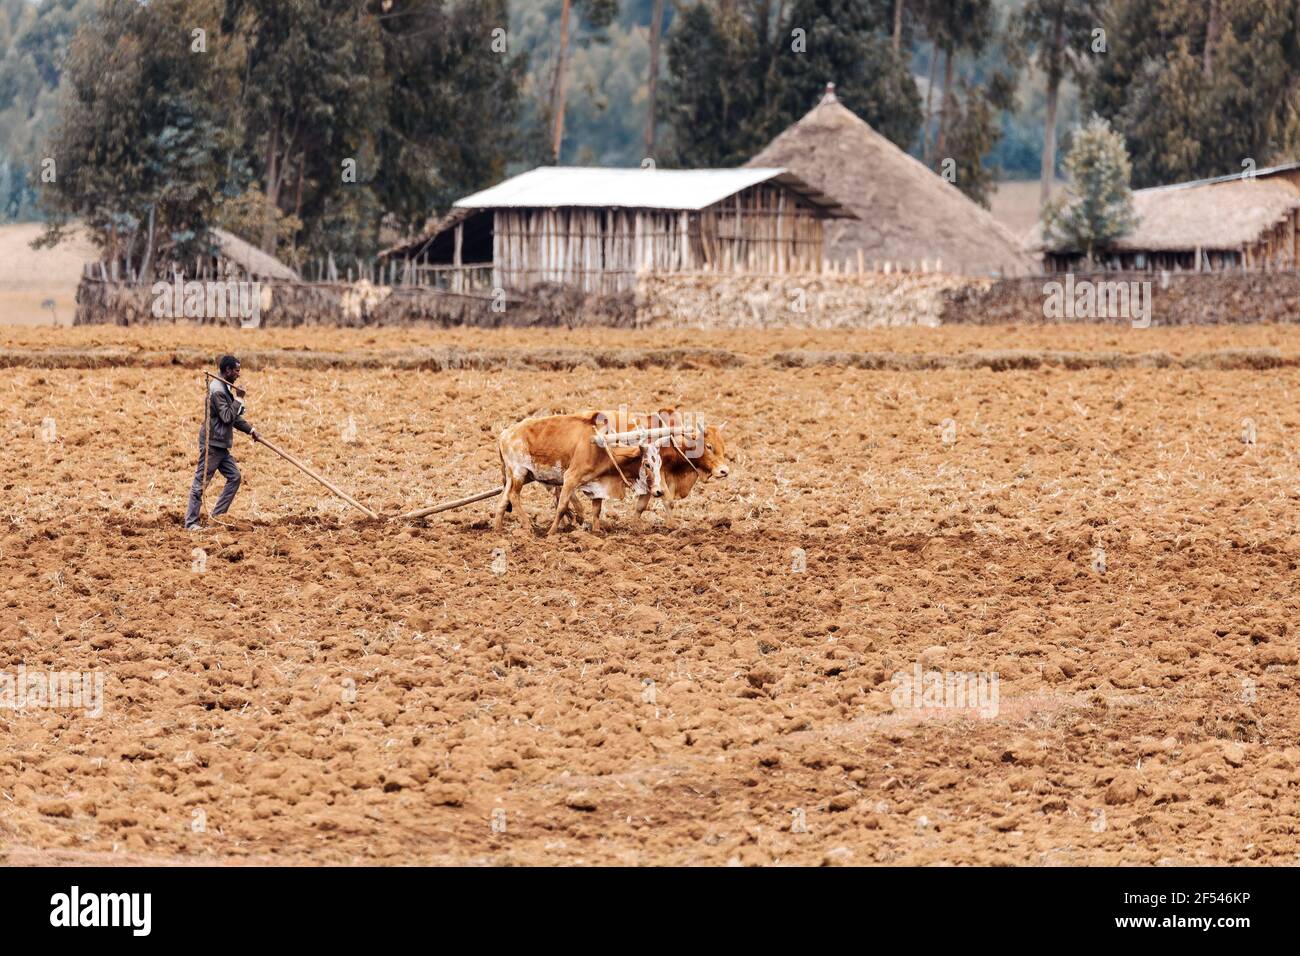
[550,0,573,163]
[1041,69,1060,209]
[935,47,953,162]
[261,112,282,254]
[139,204,156,283]
[644,0,665,159]
[922,40,938,162]
[1204,0,1220,76]
[1040,15,1065,210]
[893,0,904,55]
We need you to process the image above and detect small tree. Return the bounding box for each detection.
[1043,114,1137,267]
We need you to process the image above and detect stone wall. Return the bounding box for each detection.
[74,277,637,328]
[76,268,1300,329]
[635,272,976,329]
[939,270,1300,325]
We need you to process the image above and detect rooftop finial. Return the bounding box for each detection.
[820,82,837,105]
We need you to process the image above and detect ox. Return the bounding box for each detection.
[631,408,731,523]
[494,409,665,535]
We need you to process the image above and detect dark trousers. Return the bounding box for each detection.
[185,444,241,527]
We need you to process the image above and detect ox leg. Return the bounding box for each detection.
[493,473,514,531]
[550,486,586,529]
[548,475,581,536]
[633,493,650,522]
[590,499,604,534]
[509,478,531,531]
[661,496,675,527]
[569,495,588,528]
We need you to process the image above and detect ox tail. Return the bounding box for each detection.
[497,439,513,513]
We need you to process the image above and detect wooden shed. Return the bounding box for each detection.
[1032,162,1300,273]
[379,166,852,294]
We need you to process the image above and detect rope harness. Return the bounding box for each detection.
[670,430,703,476]
[594,424,670,493]
[597,427,633,487]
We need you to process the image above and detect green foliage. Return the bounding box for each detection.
[37,0,234,272]
[664,0,922,167]
[1085,0,1300,187]
[661,2,761,166]
[0,0,97,221]
[34,0,528,267]
[943,77,1003,206]
[1042,113,1136,262]
[776,0,923,149]
[224,0,386,260]
[374,0,527,229]
[1013,0,1100,86]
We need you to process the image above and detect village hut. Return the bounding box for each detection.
[746,84,1037,277]
[1031,162,1300,273]
[378,165,852,294]
[208,228,301,281]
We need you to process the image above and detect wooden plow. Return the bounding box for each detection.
[393,487,501,521]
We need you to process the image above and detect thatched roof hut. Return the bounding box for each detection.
[747,85,1036,277]
[1031,163,1300,272]
[210,228,300,281]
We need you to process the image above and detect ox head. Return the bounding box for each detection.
[634,440,666,498]
[656,407,731,480]
[696,422,730,480]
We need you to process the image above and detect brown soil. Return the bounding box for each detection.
[4,321,1299,356]
[2,325,1299,866]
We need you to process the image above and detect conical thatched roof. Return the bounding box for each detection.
[210,228,300,281]
[747,86,1037,276]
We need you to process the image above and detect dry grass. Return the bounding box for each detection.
[0,222,97,326]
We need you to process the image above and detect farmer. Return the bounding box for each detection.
[184,355,260,530]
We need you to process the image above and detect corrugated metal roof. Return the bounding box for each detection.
[452,166,853,217]
[1143,160,1300,193]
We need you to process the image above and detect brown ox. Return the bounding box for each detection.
[494,409,664,535]
[631,408,731,523]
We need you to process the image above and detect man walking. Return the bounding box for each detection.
[184,355,260,530]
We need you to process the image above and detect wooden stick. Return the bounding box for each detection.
[254,435,379,519]
[394,487,501,521]
[592,424,699,447]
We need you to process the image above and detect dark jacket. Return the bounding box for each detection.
[200,378,254,449]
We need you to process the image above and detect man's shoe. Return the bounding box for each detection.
[184,523,202,531]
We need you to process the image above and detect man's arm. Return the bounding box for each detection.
[212,384,257,438]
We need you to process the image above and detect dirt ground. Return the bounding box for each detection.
[4,320,1300,357]
[2,324,1299,865]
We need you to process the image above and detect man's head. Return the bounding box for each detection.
[218,355,241,383]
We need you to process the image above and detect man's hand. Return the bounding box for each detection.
[250,429,261,442]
